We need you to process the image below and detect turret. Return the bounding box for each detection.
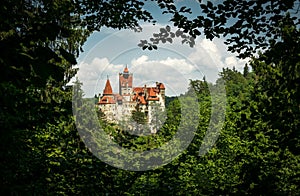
[119,65,133,96]
[103,77,113,95]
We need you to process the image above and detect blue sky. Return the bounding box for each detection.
[75,0,248,97]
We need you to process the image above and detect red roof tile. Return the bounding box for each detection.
[124,66,129,73]
[103,79,113,95]
[98,96,116,104]
[133,87,144,93]
[148,87,157,97]
[139,95,147,104]
[159,83,165,89]
[133,94,147,104]
[147,97,159,101]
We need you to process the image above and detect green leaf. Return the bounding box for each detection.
[59,48,77,65]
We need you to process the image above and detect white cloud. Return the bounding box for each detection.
[75,57,124,97]
[130,55,199,96]
[131,55,149,66]
[187,38,249,81]
[159,57,195,74]
[225,56,238,67]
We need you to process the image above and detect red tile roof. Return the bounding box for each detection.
[132,94,147,105]
[124,66,129,73]
[148,87,157,97]
[103,79,113,95]
[98,96,116,104]
[159,83,165,89]
[147,97,159,101]
[139,96,147,104]
[133,87,144,93]
[146,87,160,101]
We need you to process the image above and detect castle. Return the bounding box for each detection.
[97,66,165,133]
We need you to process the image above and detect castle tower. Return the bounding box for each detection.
[98,77,115,104]
[103,77,113,95]
[156,82,166,107]
[119,65,133,98]
[157,82,165,100]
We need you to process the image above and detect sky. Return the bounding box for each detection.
[74,0,249,97]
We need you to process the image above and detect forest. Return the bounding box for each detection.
[1,0,299,195]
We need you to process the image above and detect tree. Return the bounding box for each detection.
[187,77,210,97]
[229,19,300,194]
[250,18,300,154]
[243,64,249,78]
[0,0,156,194]
[140,0,299,58]
[149,102,166,133]
[132,105,148,125]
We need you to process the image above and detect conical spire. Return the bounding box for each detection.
[103,77,113,95]
[124,64,129,73]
